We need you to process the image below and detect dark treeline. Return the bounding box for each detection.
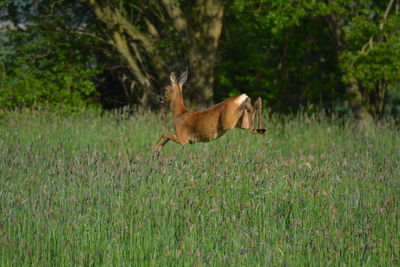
[1,0,400,124]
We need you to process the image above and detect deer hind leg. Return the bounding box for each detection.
[220,98,248,131]
[250,97,266,134]
[155,133,182,152]
[236,97,266,134]
[236,97,254,130]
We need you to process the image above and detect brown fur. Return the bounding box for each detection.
[155,70,265,152]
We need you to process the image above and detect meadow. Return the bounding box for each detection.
[0,109,399,266]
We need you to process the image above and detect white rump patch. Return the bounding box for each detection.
[234,94,248,105]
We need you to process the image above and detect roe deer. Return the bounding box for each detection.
[155,69,266,152]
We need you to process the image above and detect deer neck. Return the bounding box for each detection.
[170,90,187,117]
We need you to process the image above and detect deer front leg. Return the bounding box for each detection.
[155,133,181,152]
[251,97,266,134]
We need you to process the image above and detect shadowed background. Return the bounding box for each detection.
[1,0,400,124]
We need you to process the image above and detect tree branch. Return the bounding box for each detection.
[71,28,110,44]
[358,0,395,60]
[78,0,166,84]
[78,0,157,53]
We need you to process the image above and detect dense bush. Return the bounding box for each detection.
[0,8,100,111]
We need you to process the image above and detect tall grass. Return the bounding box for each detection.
[0,109,399,266]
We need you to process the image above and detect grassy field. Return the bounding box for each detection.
[0,109,399,266]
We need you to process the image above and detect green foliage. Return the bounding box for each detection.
[343,13,400,91]
[311,0,400,112]
[0,27,99,110]
[1,0,400,116]
[216,0,400,117]
[0,110,399,265]
[0,0,101,111]
[217,0,342,112]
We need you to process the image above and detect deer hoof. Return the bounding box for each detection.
[151,150,161,160]
[251,129,266,134]
[150,144,157,152]
[256,128,266,134]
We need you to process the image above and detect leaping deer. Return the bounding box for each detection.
[155,69,266,152]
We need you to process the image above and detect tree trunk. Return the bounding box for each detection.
[371,79,387,118]
[186,45,218,106]
[346,76,373,123]
[161,0,224,106]
[80,0,225,108]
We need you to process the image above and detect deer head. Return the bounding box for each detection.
[159,70,188,103]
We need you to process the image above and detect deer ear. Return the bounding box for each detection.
[178,69,188,85]
[170,72,177,84]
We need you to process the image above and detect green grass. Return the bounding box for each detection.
[0,109,399,266]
